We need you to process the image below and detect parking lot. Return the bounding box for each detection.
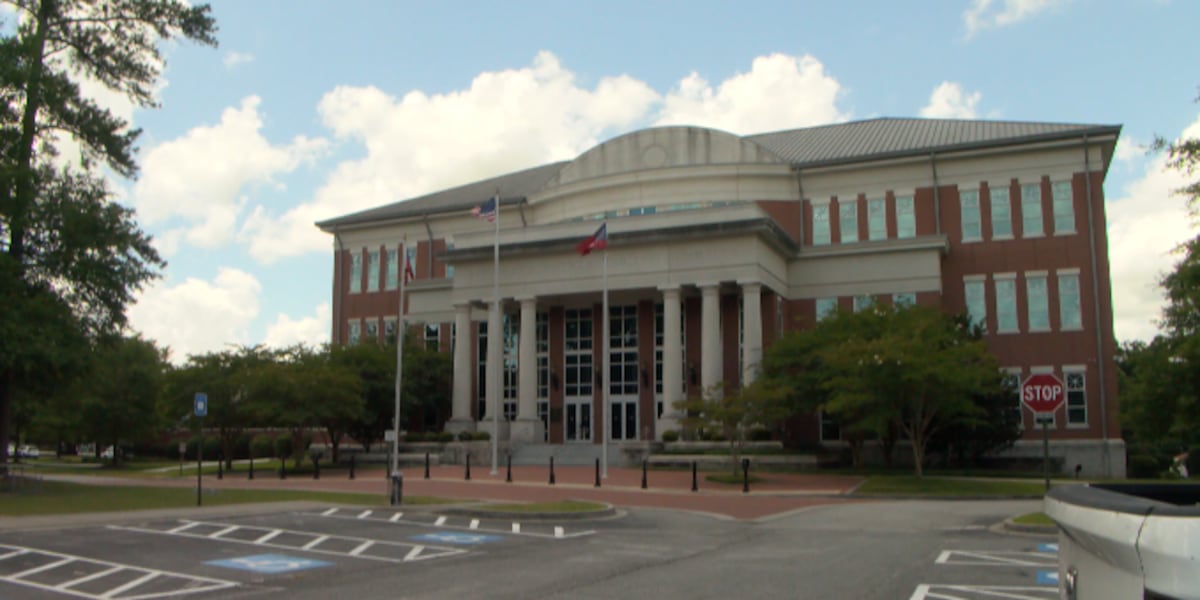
[0,497,1059,599]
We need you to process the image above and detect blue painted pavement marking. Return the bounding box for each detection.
[1037,543,1058,553]
[410,532,503,545]
[208,554,333,574]
[1037,570,1059,586]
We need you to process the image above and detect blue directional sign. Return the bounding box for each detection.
[194,393,208,417]
[410,532,502,545]
[207,554,331,574]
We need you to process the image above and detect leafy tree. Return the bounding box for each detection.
[675,380,790,475]
[76,335,167,466]
[299,345,363,465]
[0,0,217,469]
[335,340,397,452]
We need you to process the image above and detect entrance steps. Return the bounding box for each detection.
[510,443,632,467]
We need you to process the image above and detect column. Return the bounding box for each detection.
[741,282,763,385]
[658,286,683,439]
[446,303,475,433]
[699,283,722,396]
[511,297,543,442]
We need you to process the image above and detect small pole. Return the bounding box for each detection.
[465,452,471,481]
[594,458,601,487]
[424,452,430,479]
[641,459,647,489]
[313,456,320,480]
[506,453,512,483]
[196,430,203,507]
[280,459,287,480]
[349,454,355,480]
[248,455,254,480]
[742,458,750,494]
[1042,418,1051,491]
[549,456,556,485]
[217,454,223,480]
[691,461,698,492]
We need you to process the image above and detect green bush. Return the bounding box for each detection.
[275,436,294,460]
[1187,446,1200,479]
[457,431,473,442]
[406,432,426,443]
[436,431,454,443]
[1128,454,1160,479]
[748,428,772,441]
[661,430,680,442]
[234,433,252,460]
[250,434,275,459]
[471,431,491,441]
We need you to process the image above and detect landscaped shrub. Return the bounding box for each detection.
[471,431,491,441]
[406,432,426,443]
[250,435,274,459]
[457,431,473,442]
[1128,454,1160,479]
[274,436,294,460]
[748,427,772,441]
[1187,445,1200,479]
[436,432,454,443]
[234,433,252,460]
[661,430,679,442]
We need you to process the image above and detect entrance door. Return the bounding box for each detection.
[563,308,593,443]
[609,305,639,441]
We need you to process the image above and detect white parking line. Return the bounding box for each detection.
[554,526,564,538]
[936,550,1057,567]
[11,557,73,579]
[349,541,374,556]
[208,526,239,539]
[100,571,158,599]
[469,519,480,530]
[910,584,1057,599]
[314,508,597,540]
[302,535,330,550]
[255,529,283,544]
[434,516,447,526]
[357,510,373,519]
[511,523,520,534]
[390,513,403,522]
[59,566,123,590]
[167,522,201,534]
[321,508,338,516]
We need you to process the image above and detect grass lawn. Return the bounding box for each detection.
[0,480,454,516]
[480,500,607,513]
[857,475,1047,497]
[1013,512,1054,526]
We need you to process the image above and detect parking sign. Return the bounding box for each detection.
[194,393,208,417]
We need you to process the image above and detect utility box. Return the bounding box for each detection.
[1044,483,1200,600]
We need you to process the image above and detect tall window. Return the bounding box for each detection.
[960,189,981,241]
[964,278,986,330]
[816,297,837,321]
[477,321,488,418]
[1058,271,1082,330]
[348,320,361,344]
[1026,273,1049,331]
[893,293,916,307]
[424,323,440,351]
[366,250,380,292]
[349,252,362,293]
[386,248,398,290]
[405,245,418,281]
[445,240,455,279]
[868,198,886,241]
[1065,369,1087,425]
[1052,181,1075,234]
[1021,183,1043,237]
[384,319,397,345]
[991,186,1012,238]
[502,315,517,421]
[812,203,831,245]
[896,196,915,238]
[820,411,841,441]
[536,312,549,399]
[839,199,858,243]
[995,276,1017,333]
[853,295,874,313]
[365,319,378,342]
[564,308,593,397]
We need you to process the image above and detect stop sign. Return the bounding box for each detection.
[1021,373,1065,414]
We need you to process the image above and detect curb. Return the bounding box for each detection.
[1001,517,1057,535]
[443,500,618,521]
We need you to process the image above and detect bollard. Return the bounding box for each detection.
[742,458,750,493]
[424,452,430,479]
[313,456,320,480]
[594,458,601,487]
[390,472,403,506]
[549,456,556,485]
[349,454,355,480]
[280,460,287,480]
[691,461,698,492]
[248,455,254,480]
[217,457,223,480]
[506,454,512,483]
[465,453,471,481]
[641,459,648,489]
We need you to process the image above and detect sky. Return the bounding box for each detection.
[12,0,1200,362]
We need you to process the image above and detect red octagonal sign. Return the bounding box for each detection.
[1021,373,1065,414]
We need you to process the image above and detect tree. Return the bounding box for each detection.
[0,0,218,469]
[163,346,270,469]
[675,380,791,475]
[300,345,363,465]
[336,340,397,452]
[76,334,167,466]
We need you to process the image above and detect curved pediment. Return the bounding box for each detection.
[545,126,786,189]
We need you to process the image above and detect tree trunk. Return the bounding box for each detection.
[0,372,11,476]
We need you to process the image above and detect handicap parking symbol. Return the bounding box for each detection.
[207,554,333,574]
[1037,570,1059,586]
[411,532,502,545]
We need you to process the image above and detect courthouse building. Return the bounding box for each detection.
[317,117,1125,476]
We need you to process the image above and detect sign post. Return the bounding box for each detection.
[194,393,207,507]
[1021,374,1065,491]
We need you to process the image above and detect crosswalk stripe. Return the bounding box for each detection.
[167,522,201,534]
[554,526,564,538]
[321,508,338,516]
[390,513,403,522]
[209,526,239,539]
[511,523,520,534]
[357,510,373,519]
[404,546,425,561]
[434,516,447,526]
[469,519,480,529]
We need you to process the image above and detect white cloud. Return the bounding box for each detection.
[1107,113,1200,342]
[133,96,326,249]
[223,51,254,68]
[655,53,847,134]
[1114,136,1148,163]
[919,81,981,119]
[263,303,331,349]
[963,0,1065,38]
[127,268,262,363]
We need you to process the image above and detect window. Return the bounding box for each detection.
[365,319,378,342]
[839,199,858,243]
[384,319,397,344]
[1026,274,1049,331]
[1021,183,1043,237]
[991,186,1012,238]
[1052,181,1075,234]
[853,295,874,313]
[608,305,639,396]
[995,276,1018,333]
[349,252,362,293]
[445,241,455,279]
[405,245,418,281]
[867,198,886,241]
[564,308,593,397]
[816,297,837,321]
[424,323,440,351]
[893,293,916,308]
[386,248,399,290]
[348,320,361,344]
[629,206,657,216]
[960,189,981,241]
[367,250,380,292]
[896,196,915,238]
[537,312,549,400]
[1065,369,1086,425]
[812,203,831,245]
[964,279,986,330]
[1058,271,1082,330]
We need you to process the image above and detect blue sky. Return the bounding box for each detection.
[27,0,1200,361]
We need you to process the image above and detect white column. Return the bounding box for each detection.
[699,283,722,396]
[511,297,542,442]
[658,286,683,439]
[447,303,475,433]
[741,282,763,385]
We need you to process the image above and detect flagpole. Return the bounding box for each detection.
[601,223,609,479]
[391,234,406,505]
[491,193,500,476]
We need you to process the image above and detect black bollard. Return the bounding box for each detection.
[217,457,223,480]
[465,453,471,481]
[506,454,512,483]
[313,456,320,480]
[641,459,648,489]
[248,456,254,480]
[691,461,698,492]
[742,458,750,493]
[594,458,601,487]
[424,452,430,479]
[549,456,556,485]
[349,454,355,480]
[390,472,403,506]
[280,460,287,480]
